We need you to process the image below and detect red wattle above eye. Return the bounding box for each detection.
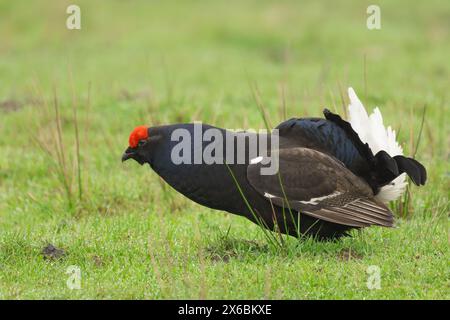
[129,126,149,148]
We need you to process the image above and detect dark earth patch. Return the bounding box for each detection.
[0,99,23,112]
[92,255,104,266]
[42,244,65,260]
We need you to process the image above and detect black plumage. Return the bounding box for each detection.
[122,109,427,240]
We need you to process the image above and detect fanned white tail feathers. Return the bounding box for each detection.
[347,88,407,203]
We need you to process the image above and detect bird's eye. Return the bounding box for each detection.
[138,139,147,147]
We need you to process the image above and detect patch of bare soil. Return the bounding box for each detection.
[0,99,23,112]
[42,244,65,260]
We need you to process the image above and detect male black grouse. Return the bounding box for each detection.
[122,88,426,240]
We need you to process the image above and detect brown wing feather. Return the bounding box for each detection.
[247,148,394,228]
[303,198,393,227]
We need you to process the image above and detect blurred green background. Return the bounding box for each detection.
[1,0,449,108]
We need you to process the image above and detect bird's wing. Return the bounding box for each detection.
[247,148,394,228]
[275,116,371,171]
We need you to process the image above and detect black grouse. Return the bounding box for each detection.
[122,88,426,240]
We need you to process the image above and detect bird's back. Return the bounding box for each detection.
[277,116,371,178]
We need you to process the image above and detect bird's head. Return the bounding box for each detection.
[122,125,154,165]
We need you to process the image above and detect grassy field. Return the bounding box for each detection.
[0,0,449,299]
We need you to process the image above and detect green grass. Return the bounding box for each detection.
[0,0,449,299]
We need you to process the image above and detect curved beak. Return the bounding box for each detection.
[121,147,135,162]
